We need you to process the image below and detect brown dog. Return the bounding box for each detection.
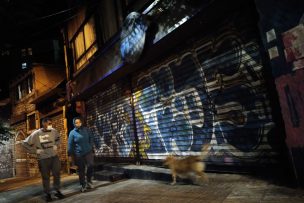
[163,144,209,185]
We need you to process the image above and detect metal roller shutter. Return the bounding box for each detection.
[86,80,136,159]
[132,26,279,166]
[86,14,282,168]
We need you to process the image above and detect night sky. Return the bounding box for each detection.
[0,0,69,100]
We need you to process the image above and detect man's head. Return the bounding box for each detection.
[42,117,52,130]
[73,117,82,129]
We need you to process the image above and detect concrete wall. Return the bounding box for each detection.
[0,139,14,179]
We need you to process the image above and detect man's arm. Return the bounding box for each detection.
[53,129,60,146]
[22,131,37,154]
[67,131,75,156]
[52,129,60,152]
[88,128,94,148]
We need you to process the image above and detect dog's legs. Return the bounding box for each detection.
[171,172,177,185]
[196,171,209,183]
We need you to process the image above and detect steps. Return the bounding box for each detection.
[93,163,180,183]
[69,163,127,182]
[94,170,126,182]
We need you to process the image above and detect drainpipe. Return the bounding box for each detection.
[288,148,300,187]
[61,28,70,82]
[63,105,70,174]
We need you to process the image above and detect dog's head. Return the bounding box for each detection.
[163,155,175,166]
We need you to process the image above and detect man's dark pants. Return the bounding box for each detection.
[38,155,61,194]
[75,151,94,186]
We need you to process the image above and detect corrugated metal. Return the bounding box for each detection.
[132,26,278,166]
[86,21,281,168]
[86,80,137,159]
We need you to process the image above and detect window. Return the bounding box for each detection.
[27,76,33,94]
[21,48,32,57]
[27,114,36,131]
[21,49,27,57]
[1,49,9,56]
[28,48,33,56]
[22,63,27,69]
[71,16,98,70]
[16,84,22,100]
[67,1,141,72]
[97,0,149,43]
[27,111,39,132]
[98,0,125,42]
[15,74,34,101]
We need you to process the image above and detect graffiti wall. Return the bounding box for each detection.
[0,139,14,179]
[86,20,282,167]
[86,81,136,158]
[133,26,277,165]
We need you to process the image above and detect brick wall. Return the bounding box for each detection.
[50,112,68,173]
[27,154,40,177]
[13,121,29,177]
[12,99,40,177]
[13,121,40,177]
[12,111,68,177]
[12,96,36,116]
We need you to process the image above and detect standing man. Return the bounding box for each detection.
[23,117,65,202]
[68,117,97,192]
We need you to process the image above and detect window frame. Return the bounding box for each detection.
[67,0,151,74]
[15,74,34,101]
[70,15,98,72]
[27,111,40,133]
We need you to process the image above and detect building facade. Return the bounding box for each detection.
[10,64,68,177]
[63,0,304,185]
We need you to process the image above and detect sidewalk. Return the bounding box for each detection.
[1,172,304,203]
[0,174,76,193]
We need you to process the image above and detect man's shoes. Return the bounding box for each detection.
[87,181,94,189]
[81,185,87,192]
[45,193,53,202]
[54,190,65,199]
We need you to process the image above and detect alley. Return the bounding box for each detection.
[1,0,304,202]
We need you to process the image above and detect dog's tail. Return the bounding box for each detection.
[200,144,210,160]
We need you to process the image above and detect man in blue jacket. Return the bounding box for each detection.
[68,117,97,192]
